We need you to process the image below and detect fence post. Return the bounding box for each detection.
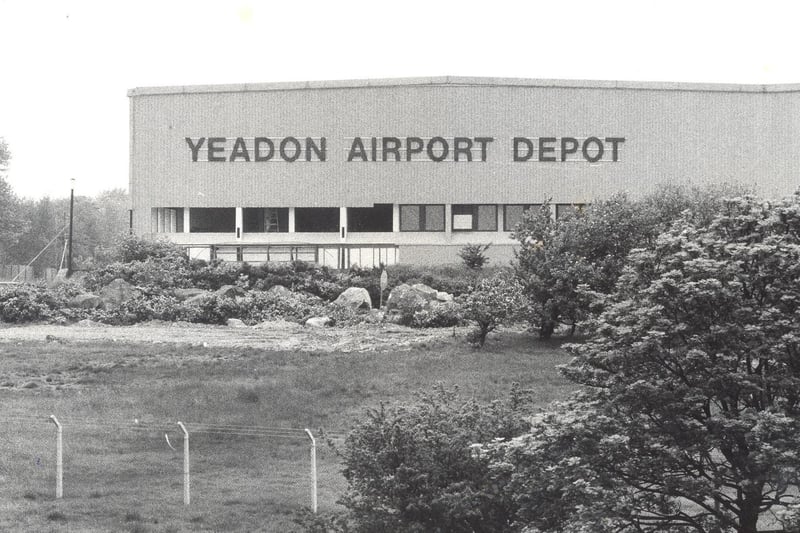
[49,415,63,499]
[177,422,190,505]
[304,429,317,513]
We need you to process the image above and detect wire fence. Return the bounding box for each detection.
[0,412,349,515]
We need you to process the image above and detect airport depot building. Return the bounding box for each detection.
[128,77,800,268]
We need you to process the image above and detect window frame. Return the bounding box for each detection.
[399,204,446,232]
[503,204,543,232]
[451,204,498,232]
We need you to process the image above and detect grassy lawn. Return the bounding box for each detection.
[0,329,574,532]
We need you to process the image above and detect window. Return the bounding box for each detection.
[400,204,445,231]
[243,208,289,233]
[555,203,586,220]
[295,207,339,232]
[503,204,542,231]
[348,204,393,232]
[189,208,235,233]
[452,204,497,231]
[151,208,184,233]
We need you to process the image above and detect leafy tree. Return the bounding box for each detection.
[493,194,800,532]
[458,243,492,269]
[512,186,745,339]
[512,195,657,338]
[337,384,533,533]
[461,270,525,346]
[0,139,26,259]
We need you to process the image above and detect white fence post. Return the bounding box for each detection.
[49,415,63,499]
[177,422,190,505]
[304,429,317,513]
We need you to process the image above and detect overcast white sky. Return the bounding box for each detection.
[0,0,798,199]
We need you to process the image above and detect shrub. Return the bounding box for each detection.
[401,301,462,328]
[338,384,533,532]
[460,270,524,346]
[458,243,491,269]
[0,284,76,323]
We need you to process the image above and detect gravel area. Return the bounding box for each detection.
[0,320,464,353]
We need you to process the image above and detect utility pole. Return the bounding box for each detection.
[67,178,75,277]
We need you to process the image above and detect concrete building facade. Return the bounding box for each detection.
[128,77,800,267]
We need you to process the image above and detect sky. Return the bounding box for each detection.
[0,0,798,199]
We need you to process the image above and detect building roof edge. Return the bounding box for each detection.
[127,76,800,97]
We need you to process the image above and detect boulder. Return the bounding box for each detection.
[226,318,247,327]
[333,287,372,310]
[173,288,207,301]
[68,293,104,309]
[100,278,141,309]
[305,316,333,328]
[266,285,293,297]
[386,283,437,313]
[184,293,211,307]
[436,291,454,302]
[215,285,246,298]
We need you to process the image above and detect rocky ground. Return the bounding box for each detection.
[0,319,465,353]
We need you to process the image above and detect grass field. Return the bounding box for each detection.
[0,327,574,532]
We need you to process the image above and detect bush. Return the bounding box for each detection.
[399,301,462,328]
[338,384,533,533]
[0,283,81,323]
[460,270,524,346]
[458,243,491,269]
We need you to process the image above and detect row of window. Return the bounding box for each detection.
[151,204,585,233]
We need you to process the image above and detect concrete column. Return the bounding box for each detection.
[183,208,190,233]
[340,207,347,241]
[157,208,165,233]
[392,204,400,232]
[496,204,504,233]
[444,204,452,234]
[235,207,243,240]
[288,207,296,233]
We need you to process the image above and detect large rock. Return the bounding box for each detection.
[68,293,104,309]
[436,291,454,302]
[265,285,292,297]
[100,278,141,309]
[173,288,207,301]
[184,292,211,307]
[333,287,372,310]
[386,283,438,313]
[226,318,247,327]
[305,316,333,328]
[215,285,246,298]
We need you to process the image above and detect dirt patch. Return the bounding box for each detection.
[0,320,464,353]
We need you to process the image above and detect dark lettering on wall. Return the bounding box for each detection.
[229,137,250,162]
[280,137,301,162]
[582,136,604,162]
[382,137,401,162]
[513,137,534,162]
[427,137,449,162]
[406,137,424,161]
[254,137,274,161]
[306,137,326,162]
[207,137,226,162]
[347,137,368,162]
[186,137,206,162]
[538,137,557,162]
[605,137,625,162]
[474,137,494,162]
[560,137,579,161]
[453,137,473,162]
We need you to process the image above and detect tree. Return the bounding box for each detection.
[461,270,525,347]
[494,194,800,532]
[0,138,26,259]
[337,384,533,533]
[512,186,745,339]
[512,195,658,338]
